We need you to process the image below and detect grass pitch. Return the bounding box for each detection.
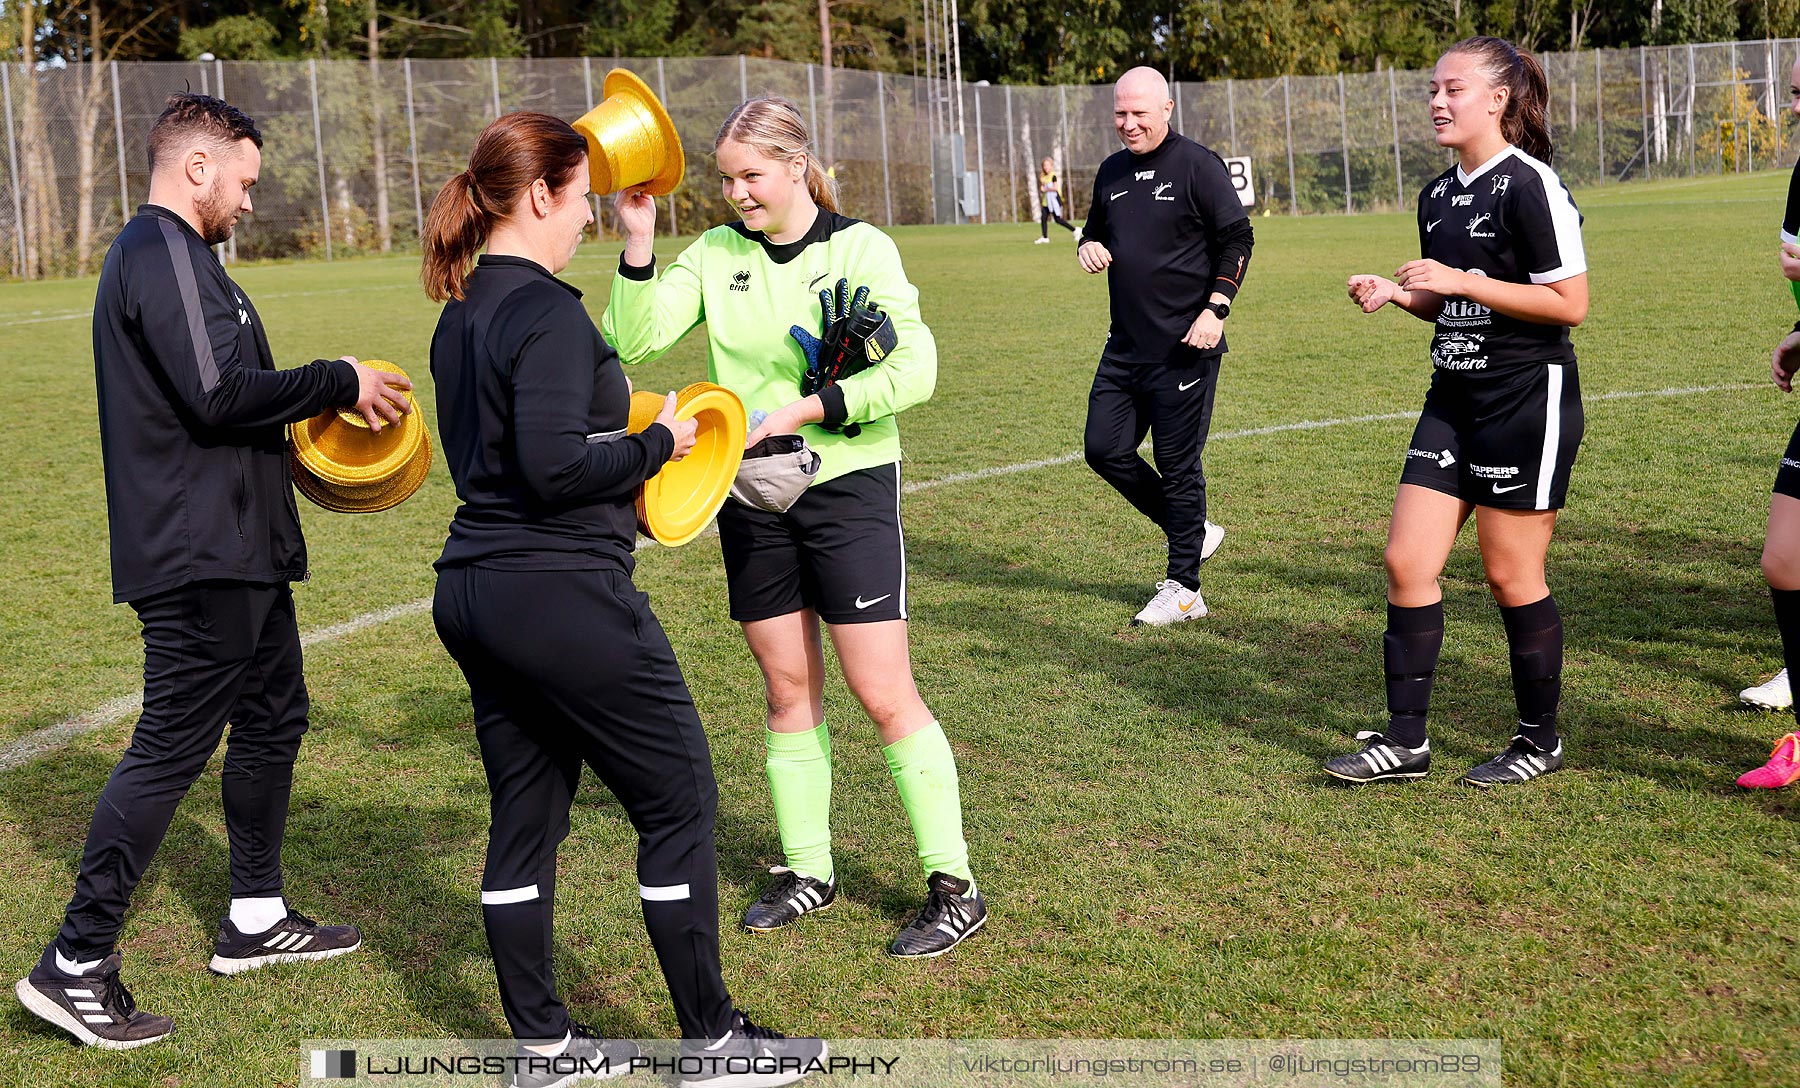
[1,171,1798,1086]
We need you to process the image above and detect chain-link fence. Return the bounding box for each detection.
[5,39,1799,279]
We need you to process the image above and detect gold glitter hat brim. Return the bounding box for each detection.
[626,383,746,546]
[572,68,685,197]
[289,360,424,487]
[291,429,432,514]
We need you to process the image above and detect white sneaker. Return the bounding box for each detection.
[1033,236,1050,244]
[1073,226,1083,244]
[1201,519,1225,562]
[1741,668,1793,710]
[1132,579,1206,626]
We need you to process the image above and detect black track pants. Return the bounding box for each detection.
[1083,354,1222,588]
[433,566,732,1043]
[59,581,309,960]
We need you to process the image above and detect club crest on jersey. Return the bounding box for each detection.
[1451,194,1473,206]
[1153,182,1175,201]
[1491,174,1511,194]
[730,270,752,292]
[1431,178,1451,198]
[1466,213,1495,238]
[1135,169,1155,181]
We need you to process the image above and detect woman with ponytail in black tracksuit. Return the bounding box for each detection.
[421,111,821,1088]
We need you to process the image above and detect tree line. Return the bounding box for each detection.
[13,1,1800,83]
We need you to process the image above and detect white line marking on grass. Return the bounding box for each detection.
[0,312,93,327]
[902,383,1759,495]
[0,381,1761,771]
[0,599,432,773]
[0,284,417,330]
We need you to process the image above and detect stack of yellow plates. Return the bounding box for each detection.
[288,360,432,513]
[627,382,746,546]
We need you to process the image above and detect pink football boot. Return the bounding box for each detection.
[1738,732,1800,789]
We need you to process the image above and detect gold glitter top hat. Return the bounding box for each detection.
[288,360,432,513]
[626,382,746,547]
[573,68,685,197]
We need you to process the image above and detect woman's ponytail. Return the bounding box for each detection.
[418,111,589,303]
[421,171,488,303]
[802,153,840,214]
[1448,36,1555,165]
[1506,49,1553,164]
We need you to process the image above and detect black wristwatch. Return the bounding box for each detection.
[1205,300,1231,321]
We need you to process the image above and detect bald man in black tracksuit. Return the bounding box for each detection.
[1079,67,1253,628]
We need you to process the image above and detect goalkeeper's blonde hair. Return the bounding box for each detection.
[715,96,839,214]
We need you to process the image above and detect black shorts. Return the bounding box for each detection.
[1777,418,1800,499]
[1399,363,1583,510]
[716,462,907,624]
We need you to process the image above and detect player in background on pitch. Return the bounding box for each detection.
[1327,36,1588,788]
[603,97,984,958]
[1734,50,1800,788]
[1078,67,1248,627]
[1035,156,1080,244]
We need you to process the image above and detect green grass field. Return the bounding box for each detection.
[3,170,1799,1087]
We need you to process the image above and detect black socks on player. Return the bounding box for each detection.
[1501,594,1563,751]
[1771,587,1800,728]
[1383,595,1562,751]
[1383,601,1444,749]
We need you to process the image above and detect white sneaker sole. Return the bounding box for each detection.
[1322,766,1428,784]
[679,1041,828,1088]
[1132,604,1207,627]
[15,977,170,1049]
[208,940,360,976]
[889,912,987,960]
[1740,691,1792,711]
[1200,521,1225,562]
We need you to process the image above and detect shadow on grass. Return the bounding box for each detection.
[0,691,673,1042]
[906,521,1799,803]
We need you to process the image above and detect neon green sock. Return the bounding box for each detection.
[765,722,833,882]
[882,721,972,883]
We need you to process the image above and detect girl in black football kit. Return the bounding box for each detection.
[1327,37,1589,788]
[421,112,819,1082]
[1737,54,1800,788]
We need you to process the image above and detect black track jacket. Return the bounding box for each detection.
[1081,132,1254,365]
[431,255,674,574]
[93,205,358,603]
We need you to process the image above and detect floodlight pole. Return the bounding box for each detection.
[1389,65,1402,207]
[582,57,599,236]
[1337,71,1351,214]
[310,59,333,260]
[111,61,128,224]
[656,57,675,238]
[218,60,234,263]
[2,63,23,279]
[405,58,423,238]
[877,70,894,226]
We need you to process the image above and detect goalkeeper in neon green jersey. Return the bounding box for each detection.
[602,96,985,958]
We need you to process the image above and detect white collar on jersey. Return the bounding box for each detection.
[1455,144,1517,188]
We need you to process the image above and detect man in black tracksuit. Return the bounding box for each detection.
[15,94,409,1049]
[1079,66,1253,627]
